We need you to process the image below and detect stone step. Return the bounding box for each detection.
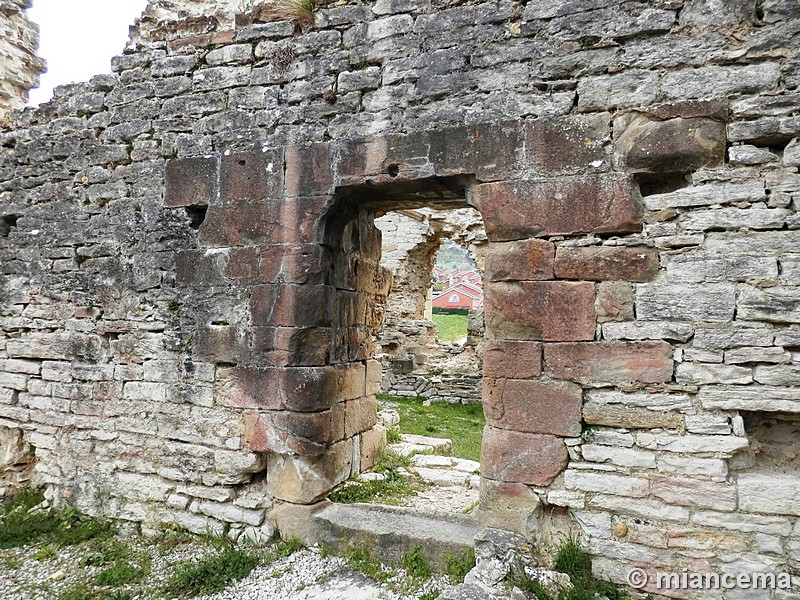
[312,503,481,569]
[390,434,452,456]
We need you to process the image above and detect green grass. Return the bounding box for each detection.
[401,544,432,579]
[346,546,393,582]
[508,538,630,600]
[330,448,416,504]
[444,548,475,583]
[431,313,468,342]
[378,394,484,462]
[0,489,115,551]
[160,545,262,598]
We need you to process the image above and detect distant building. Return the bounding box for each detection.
[432,282,484,310]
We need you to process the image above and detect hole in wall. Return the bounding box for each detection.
[732,412,800,474]
[0,214,20,237]
[184,206,208,230]
[635,173,691,197]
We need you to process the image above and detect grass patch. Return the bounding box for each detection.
[161,545,262,598]
[509,538,630,600]
[431,313,468,342]
[330,448,415,505]
[0,489,115,551]
[401,544,431,579]
[346,546,393,582]
[378,394,484,462]
[444,548,475,583]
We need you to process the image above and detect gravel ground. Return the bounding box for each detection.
[0,538,450,600]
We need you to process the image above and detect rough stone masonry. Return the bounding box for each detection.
[1,0,800,595]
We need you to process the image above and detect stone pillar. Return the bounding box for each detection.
[0,0,45,116]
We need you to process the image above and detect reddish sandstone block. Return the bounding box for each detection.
[220,151,283,202]
[427,122,523,181]
[483,340,543,379]
[470,174,642,242]
[483,378,583,437]
[164,157,217,208]
[554,246,660,282]
[250,284,333,327]
[344,396,378,438]
[218,366,336,412]
[194,324,244,364]
[335,136,390,184]
[481,426,568,486]
[244,409,332,456]
[524,114,609,176]
[485,281,595,341]
[544,341,674,386]
[198,200,279,247]
[484,240,555,282]
[259,244,328,285]
[285,142,334,197]
[251,326,332,366]
[595,281,635,323]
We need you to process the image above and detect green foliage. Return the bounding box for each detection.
[386,427,401,444]
[401,544,431,579]
[419,589,441,600]
[330,448,415,504]
[0,490,114,550]
[94,558,149,587]
[508,538,630,600]
[161,546,261,598]
[346,546,392,582]
[444,548,475,583]
[431,313,468,342]
[166,298,181,312]
[378,395,485,462]
[273,537,304,557]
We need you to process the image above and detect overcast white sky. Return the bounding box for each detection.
[27,0,149,106]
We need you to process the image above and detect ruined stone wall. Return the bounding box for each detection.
[0,0,44,116]
[0,0,799,589]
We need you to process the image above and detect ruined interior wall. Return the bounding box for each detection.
[0,0,798,584]
[0,0,45,116]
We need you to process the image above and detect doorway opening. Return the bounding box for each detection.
[323,176,487,517]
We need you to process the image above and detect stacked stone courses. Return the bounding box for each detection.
[1,0,800,592]
[0,0,45,116]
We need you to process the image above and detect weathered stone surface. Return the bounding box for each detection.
[482,341,542,379]
[636,284,736,322]
[554,246,659,282]
[470,175,641,242]
[679,207,789,232]
[594,281,634,323]
[243,410,333,456]
[485,281,595,341]
[478,479,543,539]
[545,341,673,386]
[588,495,689,523]
[615,115,726,173]
[483,378,582,437]
[643,182,765,210]
[481,426,567,486]
[577,70,659,112]
[699,385,800,413]
[484,240,554,282]
[666,251,778,281]
[739,472,800,516]
[581,444,656,468]
[692,511,791,536]
[636,432,748,456]
[676,362,753,385]
[583,402,684,430]
[266,439,353,504]
[585,389,693,412]
[657,456,728,479]
[729,145,778,165]
[565,470,649,498]
[738,286,800,324]
[164,157,218,208]
[652,476,737,511]
[602,321,693,342]
[219,366,336,412]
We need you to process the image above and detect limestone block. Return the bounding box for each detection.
[679,207,789,232]
[652,475,736,511]
[615,115,726,173]
[576,70,659,112]
[784,138,800,167]
[675,362,753,385]
[729,145,778,165]
[581,444,657,468]
[196,500,265,526]
[481,426,567,487]
[635,283,735,322]
[754,364,800,386]
[667,530,748,553]
[656,456,728,479]
[699,385,800,413]
[588,495,690,523]
[636,432,748,456]
[484,240,554,282]
[367,14,413,41]
[684,413,733,435]
[485,281,595,341]
[360,424,386,472]
[470,175,641,242]
[693,325,773,349]
[739,472,800,516]
[483,378,582,437]
[554,246,659,282]
[482,340,542,379]
[583,402,684,430]
[666,251,778,282]
[241,522,276,544]
[738,285,800,324]
[544,341,673,386]
[266,439,353,504]
[602,321,693,342]
[662,63,781,100]
[642,182,765,210]
[114,472,173,502]
[565,470,649,498]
